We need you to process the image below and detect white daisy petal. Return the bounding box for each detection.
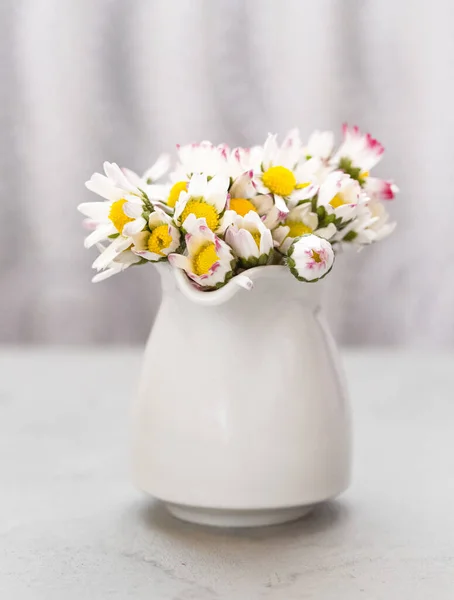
[143,153,170,182]
[85,174,124,201]
[187,173,207,197]
[77,201,110,221]
[92,237,131,271]
[83,223,116,248]
[123,217,147,236]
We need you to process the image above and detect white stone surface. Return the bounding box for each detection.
[0,348,453,599]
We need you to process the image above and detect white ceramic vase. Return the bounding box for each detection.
[132,264,351,527]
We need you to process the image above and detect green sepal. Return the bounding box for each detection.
[311,196,318,213]
[208,257,238,290]
[130,257,149,268]
[338,157,365,185]
[316,205,326,221]
[235,250,274,270]
[295,198,312,208]
[342,230,358,242]
[108,232,120,239]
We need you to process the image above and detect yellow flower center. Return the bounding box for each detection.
[229,198,257,217]
[251,231,261,249]
[295,182,310,190]
[262,166,296,197]
[180,199,219,231]
[148,224,172,256]
[329,194,345,209]
[312,250,322,263]
[108,199,134,233]
[193,243,219,275]
[359,170,369,184]
[168,181,188,208]
[285,220,313,238]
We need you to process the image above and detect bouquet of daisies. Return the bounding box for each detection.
[78,125,397,288]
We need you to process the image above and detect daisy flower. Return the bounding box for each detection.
[131,209,181,261]
[161,144,252,211]
[273,203,336,254]
[337,201,396,245]
[317,171,365,227]
[224,210,274,268]
[333,124,384,183]
[168,215,236,289]
[228,171,280,229]
[79,161,149,248]
[171,141,231,180]
[287,234,335,282]
[173,172,229,233]
[251,130,321,214]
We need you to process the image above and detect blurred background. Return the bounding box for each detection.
[1,0,453,346]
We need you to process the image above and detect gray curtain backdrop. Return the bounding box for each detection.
[1,0,453,346]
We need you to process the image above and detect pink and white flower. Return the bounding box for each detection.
[224,210,274,267]
[168,214,236,289]
[334,124,385,172]
[171,141,231,180]
[287,234,335,282]
[364,177,399,202]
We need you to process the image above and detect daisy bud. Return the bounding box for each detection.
[287,234,334,282]
[224,211,274,268]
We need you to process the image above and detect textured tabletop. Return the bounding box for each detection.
[0,348,453,599]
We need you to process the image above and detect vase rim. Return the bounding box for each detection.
[172,265,304,306]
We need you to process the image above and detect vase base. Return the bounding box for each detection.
[164,502,314,528]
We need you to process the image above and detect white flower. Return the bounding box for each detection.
[77,196,137,251]
[364,201,396,242]
[252,130,318,215]
[168,214,235,289]
[121,153,170,187]
[317,171,364,225]
[171,141,231,180]
[333,124,384,174]
[364,177,399,202]
[285,157,333,209]
[273,203,336,254]
[303,130,335,160]
[173,172,229,233]
[337,201,396,245]
[228,171,279,228]
[228,147,254,179]
[86,161,142,200]
[287,234,335,282]
[131,209,180,261]
[79,161,148,248]
[224,210,274,267]
[91,246,142,283]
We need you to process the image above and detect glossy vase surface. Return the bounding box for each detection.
[132,265,351,527]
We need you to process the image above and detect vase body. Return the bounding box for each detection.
[132,265,351,527]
